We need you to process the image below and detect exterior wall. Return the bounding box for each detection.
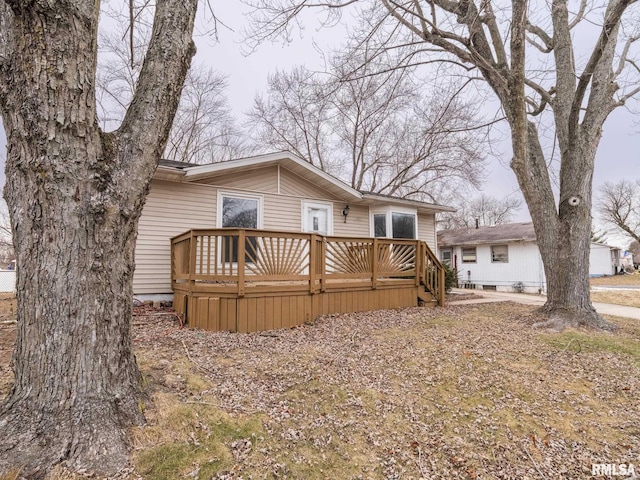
[134,180,217,295]
[589,244,615,276]
[136,175,440,295]
[195,165,279,193]
[418,213,436,253]
[279,167,341,200]
[451,242,546,293]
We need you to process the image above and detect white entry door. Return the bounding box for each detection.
[302,201,333,236]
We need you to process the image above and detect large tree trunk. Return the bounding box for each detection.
[513,123,616,331]
[0,0,197,476]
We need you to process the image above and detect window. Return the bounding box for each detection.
[491,245,509,263]
[302,201,333,235]
[440,249,452,265]
[373,214,387,238]
[218,192,262,263]
[370,208,417,239]
[221,196,259,229]
[392,212,416,239]
[461,247,477,263]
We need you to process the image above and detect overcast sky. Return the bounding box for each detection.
[0,2,638,246]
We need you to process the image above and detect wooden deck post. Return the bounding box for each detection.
[372,238,378,289]
[438,262,445,307]
[414,240,421,287]
[320,237,326,292]
[309,234,317,294]
[188,230,197,294]
[237,230,245,297]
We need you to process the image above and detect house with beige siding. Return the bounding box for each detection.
[135,151,453,300]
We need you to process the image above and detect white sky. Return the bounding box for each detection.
[0,2,638,247]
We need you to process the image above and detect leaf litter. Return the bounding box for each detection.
[125,302,640,479]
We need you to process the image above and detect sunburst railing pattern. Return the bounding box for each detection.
[245,236,309,276]
[171,228,444,305]
[325,239,373,274]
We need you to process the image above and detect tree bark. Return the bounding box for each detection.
[0,0,197,476]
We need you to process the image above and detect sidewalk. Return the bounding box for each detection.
[448,288,640,320]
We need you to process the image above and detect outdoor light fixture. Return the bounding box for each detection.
[342,204,350,222]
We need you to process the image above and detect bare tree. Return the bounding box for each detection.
[628,239,640,264]
[165,66,250,163]
[0,0,198,476]
[598,179,640,243]
[247,60,488,201]
[98,4,247,163]
[248,66,333,169]
[248,0,640,330]
[439,194,523,229]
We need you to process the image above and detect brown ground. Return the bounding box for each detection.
[590,274,640,286]
[1,303,640,479]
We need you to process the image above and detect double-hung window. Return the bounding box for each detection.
[461,247,477,263]
[218,192,263,263]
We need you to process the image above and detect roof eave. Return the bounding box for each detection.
[154,165,187,181]
[360,193,456,213]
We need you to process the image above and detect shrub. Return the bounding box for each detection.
[443,262,458,293]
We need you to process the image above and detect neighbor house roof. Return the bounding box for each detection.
[438,222,537,246]
[439,222,621,250]
[155,151,455,214]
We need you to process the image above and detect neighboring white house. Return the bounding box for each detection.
[438,222,620,293]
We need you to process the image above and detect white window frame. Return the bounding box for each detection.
[461,247,477,263]
[369,206,418,239]
[301,200,334,236]
[216,190,264,229]
[440,248,452,265]
[491,244,509,263]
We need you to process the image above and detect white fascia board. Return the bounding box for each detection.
[361,193,456,213]
[154,166,187,182]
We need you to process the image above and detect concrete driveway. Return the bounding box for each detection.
[449,288,640,320]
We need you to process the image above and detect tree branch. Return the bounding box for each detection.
[117,0,198,191]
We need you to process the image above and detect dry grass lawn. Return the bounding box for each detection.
[591,290,640,308]
[1,303,640,479]
[590,274,640,286]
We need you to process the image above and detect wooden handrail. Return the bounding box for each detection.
[171,229,444,307]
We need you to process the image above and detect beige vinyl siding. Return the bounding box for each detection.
[333,204,369,237]
[418,213,436,251]
[262,194,301,232]
[280,167,342,200]
[195,166,278,193]
[134,180,217,294]
[135,176,441,294]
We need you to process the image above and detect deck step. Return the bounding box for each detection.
[417,288,436,306]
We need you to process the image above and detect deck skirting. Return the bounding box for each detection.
[174,285,431,333]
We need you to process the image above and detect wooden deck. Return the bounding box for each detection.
[171,228,445,332]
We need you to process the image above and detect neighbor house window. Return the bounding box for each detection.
[461,247,477,263]
[491,245,509,263]
[440,249,452,265]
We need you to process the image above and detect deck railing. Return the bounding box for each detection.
[171,228,444,306]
